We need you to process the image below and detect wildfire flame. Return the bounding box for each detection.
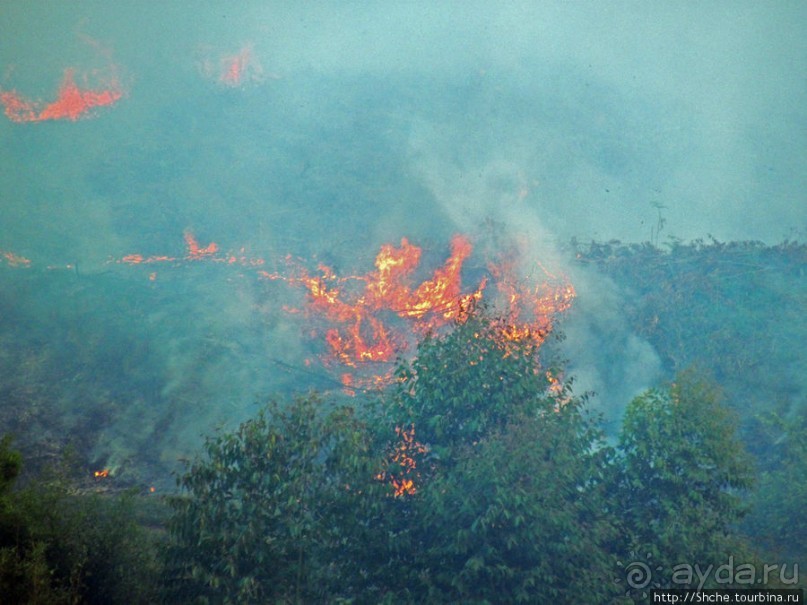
[293,235,486,368]
[0,68,123,123]
[116,231,265,276]
[376,424,427,497]
[197,44,266,88]
[488,256,576,349]
[8,230,576,497]
[1,250,31,268]
[291,235,575,376]
[21,230,575,391]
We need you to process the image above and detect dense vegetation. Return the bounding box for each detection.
[572,238,807,566]
[0,239,804,602]
[2,309,782,603]
[0,437,161,604]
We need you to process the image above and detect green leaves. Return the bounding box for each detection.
[742,412,807,565]
[0,436,21,495]
[617,370,755,580]
[367,310,622,603]
[163,394,384,604]
[161,310,764,603]
[0,439,163,604]
[388,311,557,462]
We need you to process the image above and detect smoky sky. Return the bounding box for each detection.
[0,2,804,473]
[1,1,805,262]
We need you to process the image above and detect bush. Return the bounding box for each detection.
[374,310,620,603]
[0,436,162,604]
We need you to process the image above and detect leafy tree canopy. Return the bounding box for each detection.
[742,410,807,566]
[617,369,755,581]
[163,394,385,604]
[163,311,765,603]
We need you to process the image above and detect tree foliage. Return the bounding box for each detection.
[375,311,620,603]
[742,410,807,566]
[162,311,764,603]
[617,369,754,582]
[0,436,161,604]
[163,394,385,604]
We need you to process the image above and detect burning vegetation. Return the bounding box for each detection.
[1,238,804,604]
[110,231,576,389]
[0,68,123,123]
[110,231,578,499]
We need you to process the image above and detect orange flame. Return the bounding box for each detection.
[376,424,427,497]
[292,235,575,375]
[184,231,219,259]
[220,46,254,87]
[489,256,576,349]
[197,44,265,88]
[1,68,123,123]
[1,250,32,268]
[111,232,575,389]
[295,235,486,368]
[115,231,265,273]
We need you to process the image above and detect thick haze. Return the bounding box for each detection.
[1,2,805,258]
[0,2,804,473]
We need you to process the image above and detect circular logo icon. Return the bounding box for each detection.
[615,551,664,598]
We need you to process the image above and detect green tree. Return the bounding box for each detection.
[372,311,621,603]
[616,370,754,582]
[163,310,646,603]
[742,409,807,567]
[0,436,21,495]
[163,394,384,604]
[0,435,51,605]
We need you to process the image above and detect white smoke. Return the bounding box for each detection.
[408,123,662,425]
